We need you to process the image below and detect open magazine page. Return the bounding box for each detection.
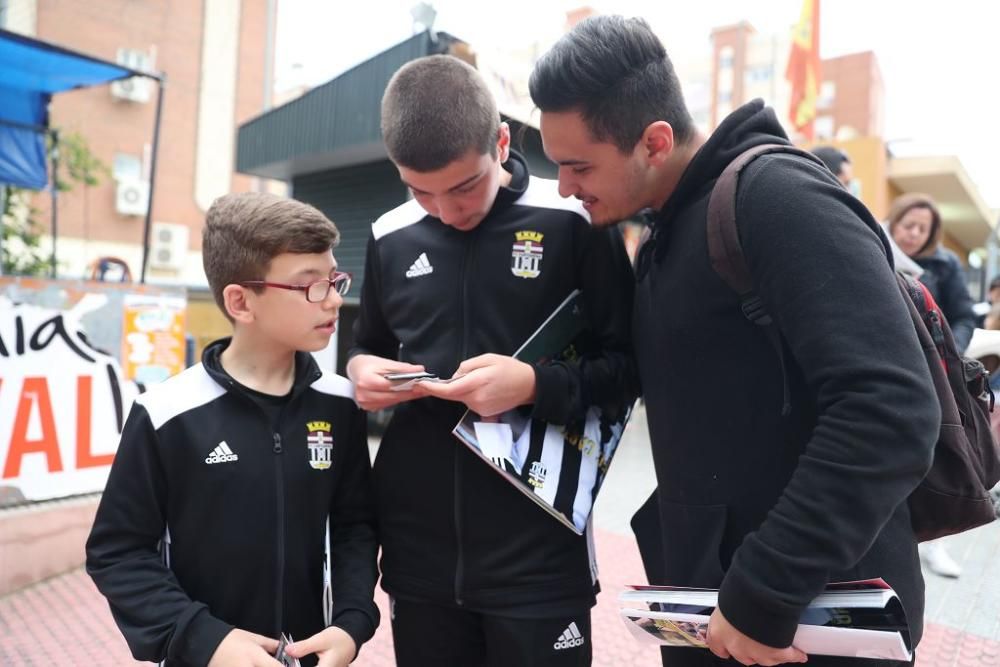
[452,290,633,534]
[620,609,913,660]
[619,578,912,661]
[620,578,901,611]
[454,403,629,533]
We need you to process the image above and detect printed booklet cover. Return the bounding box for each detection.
[619,578,912,661]
[452,289,633,534]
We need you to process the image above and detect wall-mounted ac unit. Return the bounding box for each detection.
[111,48,153,103]
[110,76,151,103]
[149,222,189,272]
[115,179,149,216]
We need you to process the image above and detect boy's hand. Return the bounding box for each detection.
[416,354,536,417]
[285,626,357,667]
[706,607,808,666]
[347,354,427,411]
[207,629,281,667]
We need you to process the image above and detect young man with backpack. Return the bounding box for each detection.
[531,16,943,666]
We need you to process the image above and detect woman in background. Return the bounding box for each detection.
[889,193,977,352]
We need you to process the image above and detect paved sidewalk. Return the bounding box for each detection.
[1,406,998,665]
[1,527,999,666]
[0,529,657,666]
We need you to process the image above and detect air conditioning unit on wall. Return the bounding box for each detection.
[110,76,151,103]
[149,222,189,272]
[115,179,149,216]
[110,47,153,103]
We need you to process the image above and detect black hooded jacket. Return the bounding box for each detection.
[634,101,938,649]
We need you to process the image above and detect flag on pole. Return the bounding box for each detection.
[785,0,821,139]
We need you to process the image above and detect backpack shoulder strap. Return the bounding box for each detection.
[706,143,825,295]
[706,143,826,417]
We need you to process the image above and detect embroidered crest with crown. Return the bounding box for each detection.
[306,421,333,470]
[511,230,544,279]
[528,461,548,488]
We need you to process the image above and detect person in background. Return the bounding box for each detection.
[987,275,1000,306]
[888,193,977,353]
[888,192,977,579]
[811,145,924,279]
[810,146,854,190]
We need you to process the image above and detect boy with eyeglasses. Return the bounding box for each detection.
[87,192,379,667]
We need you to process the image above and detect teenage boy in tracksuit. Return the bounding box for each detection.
[347,55,638,666]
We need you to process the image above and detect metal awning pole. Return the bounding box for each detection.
[140,75,165,284]
[49,127,59,279]
[0,183,6,275]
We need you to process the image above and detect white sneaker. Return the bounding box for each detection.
[921,542,962,578]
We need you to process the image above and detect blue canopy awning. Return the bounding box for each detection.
[0,28,154,189]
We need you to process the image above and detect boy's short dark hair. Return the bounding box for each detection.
[381,55,500,172]
[202,192,339,319]
[529,15,695,153]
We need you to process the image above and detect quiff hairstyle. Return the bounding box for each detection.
[381,55,500,172]
[529,15,695,152]
[202,192,339,319]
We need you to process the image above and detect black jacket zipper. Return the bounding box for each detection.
[453,230,479,606]
[273,431,285,636]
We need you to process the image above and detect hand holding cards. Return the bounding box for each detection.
[384,371,463,391]
[275,633,301,667]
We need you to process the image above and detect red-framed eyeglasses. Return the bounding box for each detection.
[239,271,352,303]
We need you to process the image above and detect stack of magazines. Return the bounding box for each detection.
[619,578,912,661]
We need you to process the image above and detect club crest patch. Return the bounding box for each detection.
[306,421,333,470]
[511,230,544,279]
[528,461,548,488]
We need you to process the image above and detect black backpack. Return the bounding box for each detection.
[707,143,1000,541]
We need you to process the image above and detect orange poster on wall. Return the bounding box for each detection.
[121,294,187,384]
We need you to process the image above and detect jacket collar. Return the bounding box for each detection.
[201,337,322,400]
[491,150,530,211]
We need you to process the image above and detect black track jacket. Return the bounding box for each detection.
[86,339,379,666]
[349,152,638,613]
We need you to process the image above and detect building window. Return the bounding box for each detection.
[719,46,734,69]
[814,115,835,140]
[745,66,772,84]
[113,153,143,182]
[818,81,836,110]
[116,48,152,73]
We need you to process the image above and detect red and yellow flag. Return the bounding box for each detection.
[785,0,821,139]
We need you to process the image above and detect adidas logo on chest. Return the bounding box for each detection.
[205,441,238,464]
[405,252,434,278]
